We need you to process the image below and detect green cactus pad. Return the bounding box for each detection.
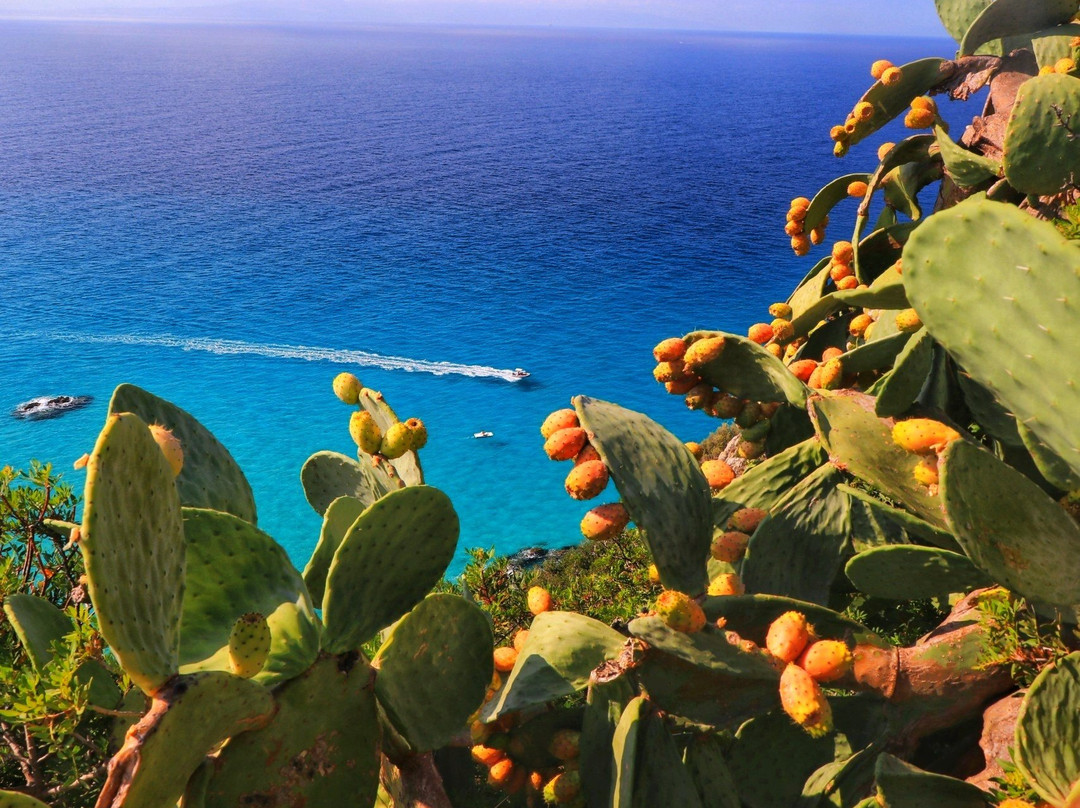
[856,135,935,233]
[501,707,584,771]
[905,197,1080,478]
[628,617,780,680]
[301,495,365,609]
[838,331,913,374]
[633,707,705,808]
[177,508,320,687]
[838,485,960,549]
[373,594,493,752]
[883,159,943,223]
[742,465,853,605]
[802,745,880,808]
[481,611,626,721]
[574,396,711,595]
[358,388,423,485]
[873,328,934,418]
[811,393,950,532]
[682,332,810,407]
[108,384,256,523]
[300,450,401,516]
[790,271,909,339]
[104,671,274,808]
[582,680,633,808]
[1015,651,1080,806]
[610,696,646,808]
[847,60,952,147]
[873,754,989,807]
[1003,73,1080,195]
[703,594,883,647]
[1033,24,1080,67]
[801,173,872,235]
[935,0,993,42]
[321,485,459,653]
[712,438,826,530]
[941,440,1080,619]
[684,735,741,808]
[933,124,1002,187]
[81,412,186,695]
[1020,421,1080,492]
[204,656,380,808]
[853,221,920,287]
[960,0,1079,55]
[0,793,51,808]
[788,260,832,320]
[845,545,992,600]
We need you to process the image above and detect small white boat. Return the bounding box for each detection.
[511,368,530,378]
[473,431,494,439]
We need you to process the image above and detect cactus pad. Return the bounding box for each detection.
[873,754,990,807]
[703,594,882,647]
[682,332,809,407]
[373,594,493,752]
[321,485,459,653]
[960,0,1079,55]
[178,508,320,687]
[302,495,366,608]
[874,328,934,418]
[933,124,1001,187]
[1004,72,1080,195]
[3,594,75,672]
[574,396,711,595]
[847,59,952,147]
[81,412,185,695]
[300,450,401,516]
[610,697,646,808]
[684,735,741,808]
[712,438,826,530]
[0,793,50,808]
[845,545,992,600]
[633,707,706,808]
[801,173,872,234]
[628,616,779,680]
[1015,651,1080,806]
[358,388,423,485]
[108,384,256,523]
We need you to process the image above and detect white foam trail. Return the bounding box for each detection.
[31,332,524,381]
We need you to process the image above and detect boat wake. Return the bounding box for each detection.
[27,332,526,382]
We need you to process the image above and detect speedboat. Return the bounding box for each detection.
[511,368,530,378]
[473,431,494,439]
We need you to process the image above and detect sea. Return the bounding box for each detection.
[0,20,963,574]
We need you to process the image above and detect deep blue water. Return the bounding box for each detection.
[0,21,960,573]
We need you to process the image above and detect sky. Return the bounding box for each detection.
[0,0,949,37]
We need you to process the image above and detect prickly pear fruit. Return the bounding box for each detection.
[472,744,506,767]
[848,313,873,338]
[847,180,868,197]
[771,319,794,342]
[513,629,529,652]
[332,372,362,404]
[728,507,768,533]
[380,421,413,459]
[349,411,383,455]
[655,590,706,633]
[493,646,518,673]
[666,376,700,395]
[996,800,1038,808]
[779,663,833,738]
[870,59,893,79]
[148,423,184,478]
[227,612,271,679]
[769,302,793,320]
[653,360,686,383]
[541,409,579,439]
[797,640,853,683]
[913,455,939,486]
[565,459,609,500]
[488,758,516,787]
[881,66,903,85]
[808,358,843,390]
[580,502,630,541]
[711,530,750,563]
[852,100,874,121]
[574,444,601,466]
[711,393,744,419]
[904,107,935,129]
[543,770,581,804]
[544,427,588,461]
[835,275,858,290]
[707,573,745,596]
[788,359,818,383]
[684,383,715,410]
[647,564,660,584]
[549,729,582,761]
[766,611,812,663]
[652,337,688,362]
[832,241,854,264]
[738,439,766,460]
[527,586,553,615]
[701,459,735,491]
[747,323,774,344]
[403,417,428,451]
[683,336,726,368]
[894,308,922,333]
[892,418,961,454]
[685,441,703,459]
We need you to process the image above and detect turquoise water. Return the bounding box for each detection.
[0,22,958,572]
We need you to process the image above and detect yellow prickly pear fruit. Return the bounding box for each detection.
[748,323,774,344]
[332,371,362,404]
[1056,57,1076,73]
[791,235,811,255]
[544,427,588,461]
[765,343,782,358]
[665,376,700,395]
[574,444,601,466]
[848,313,873,337]
[513,629,529,652]
[647,563,660,584]
[543,770,581,804]
[493,646,518,673]
[870,59,893,79]
[892,418,962,454]
[685,441,703,459]
[771,319,794,342]
[844,116,858,134]
[766,611,812,662]
[228,612,271,679]
[655,590,706,633]
[788,359,818,383]
[711,531,750,563]
[769,302,793,320]
[701,459,735,491]
[835,275,858,290]
[527,585,553,615]
[541,408,579,439]
[831,241,854,264]
[580,502,630,541]
[809,358,843,390]
[707,573,745,596]
[565,459,609,500]
[797,640,853,682]
[652,336,688,362]
[904,107,935,129]
[847,180,868,197]
[877,142,895,161]
[148,424,183,477]
[996,800,1038,808]
[833,141,849,158]
[683,336,726,369]
[1040,64,1057,76]
[881,66,903,85]
[404,417,428,451]
[487,758,516,787]
[913,455,940,486]
[549,729,582,761]
[653,360,686,383]
[728,506,768,533]
[830,124,849,142]
[853,101,874,121]
[895,308,922,333]
[779,663,833,738]
[380,421,413,459]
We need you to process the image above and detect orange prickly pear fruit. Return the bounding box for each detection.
[707,573,745,596]
[647,563,660,584]
[565,459,609,500]
[779,663,834,737]
[870,59,893,79]
[877,142,895,161]
[403,417,428,451]
[788,359,818,383]
[810,226,826,246]
[892,418,962,454]
[797,640,853,682]
[748,323,774,344]
[655,590,706,633]
[580,502,630,541]
[809,358,843,390]
[666,376,700,395]
[910,95,937,113]
[684,383,715,410]
[913,455,940,486]
[881,66,903,85]
[544,427,588,461]
[472,745,506,767]
[831,241,854,264]
[904,107,935,129]
[513,629,530,652]
[853,101,874,121]
[527,586,553,615]
[493,646,518,673]
[529,771,545,792]
[711,530,750,563]
[728,507,768,533]
[771,319,794,342]
[701,459,735,491]
[847,180,868,197]
[785,219,805,237]
[652,337,688,362]
[791,235,811,256]
[148,424,184,477]
[844,116,858,134]
[574,444,601,466]
[895,308,922,332]
[488,758,516,787]
[848,313,873,337]
[549,729,582,761]
[766,611,812,662]
[769,302,793,320]
[653,360,687,383]
[332,371,362,404]
[541,408,579,439]
[683,336,726,369]
[685,441,703,459]
[829,260,854,282]
[504,767,527,795]
[835,275,858,290]
[830,124,849,142]
[790,196,811,211]
[821,347,844,363]
[996,800,1039,808]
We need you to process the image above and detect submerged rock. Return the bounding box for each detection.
[12,395,93,420]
